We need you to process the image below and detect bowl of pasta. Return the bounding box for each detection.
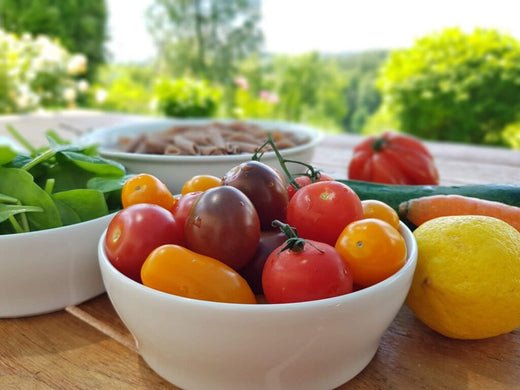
[80,118,323,192]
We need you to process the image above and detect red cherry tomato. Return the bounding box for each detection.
[104,203,183,282]
[348,132,439,185]
[287,181,363,246]
[262,238,353,303]
[287,172,334,199]
[171,191,203,241]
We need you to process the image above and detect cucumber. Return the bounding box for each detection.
[337,179,520,212]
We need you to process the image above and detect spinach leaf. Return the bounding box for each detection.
[52,199,82,226]
[0,204,43,224]
[39,160,94,193]
[0,145,17,166]
[59,151,125,177]
[52,189,109,222]
[87,175,132,193]
[0,168,62,230]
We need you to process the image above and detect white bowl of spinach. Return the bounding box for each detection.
[0,128,128,317]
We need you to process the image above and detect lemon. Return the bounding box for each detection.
[406,215,520,339]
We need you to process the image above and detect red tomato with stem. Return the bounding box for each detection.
[262,221,353,303]
[239,230,287,294]
[287,181,363,246]
[104,203,183,282]
[287,172,334,199]
[348,131,439,185]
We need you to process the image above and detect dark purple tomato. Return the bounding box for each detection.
[185,186,260,270]
[239,231,287,294]
[222,161,289,230]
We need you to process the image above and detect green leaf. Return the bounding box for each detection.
[39,160,94,193]
[0,193,19,204]
[52,189,109,222]
[52,199,82,226]
[0,145,17,165]
[0,204,43,224]
[87,175,132,193]
[0,168,62,230]
[59,151,125,177]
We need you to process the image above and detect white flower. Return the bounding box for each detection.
[63,88,77,102]
[37,36,65,64]
[95,88,107,103]
[67,54,88,75]
[77,79,89,92]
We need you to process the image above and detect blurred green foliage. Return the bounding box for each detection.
[91,64,155,114]
[155,77,222,117]
[377,28,520,146]
[338,51,388,133]
[270,53,348,131]
[0,0,107,80]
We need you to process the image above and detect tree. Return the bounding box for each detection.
[377,28,520,145]
[0,0,108,80]
[147,0,263,87]
[271,53,348,131]
[338,51,388,133]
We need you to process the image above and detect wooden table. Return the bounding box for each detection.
[1,110,519,389]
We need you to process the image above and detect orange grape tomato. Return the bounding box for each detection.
[335,218,406,288]
[141,244,256,304]
[361,199,400,229]
[122,173,175,210]
[181,175,222,195]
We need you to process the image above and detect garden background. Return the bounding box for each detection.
[1,0,520,149]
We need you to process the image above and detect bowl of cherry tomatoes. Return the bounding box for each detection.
[98,157,418,389]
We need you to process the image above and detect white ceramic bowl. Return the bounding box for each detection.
[80,118,323,193]
[98,222,418,390]
[0,214,113,318]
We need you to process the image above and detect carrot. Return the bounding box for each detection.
[399,194,520,232]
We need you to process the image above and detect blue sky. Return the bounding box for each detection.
[106,0,520,63]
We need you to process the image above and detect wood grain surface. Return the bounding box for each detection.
[1,110,519,390]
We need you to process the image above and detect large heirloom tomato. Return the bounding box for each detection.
[348,132,439,185]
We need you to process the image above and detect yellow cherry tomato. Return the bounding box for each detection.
[335,218,406,287]
[361,199,400,230]
[181,174,222,195]
[122,173,176,211]
[141,245,256,304]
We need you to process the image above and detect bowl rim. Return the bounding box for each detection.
[0,212,115,241]
[81,118,324,163]
[99,221,418,312]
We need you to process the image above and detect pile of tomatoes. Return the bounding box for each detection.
[104,160,407,305]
